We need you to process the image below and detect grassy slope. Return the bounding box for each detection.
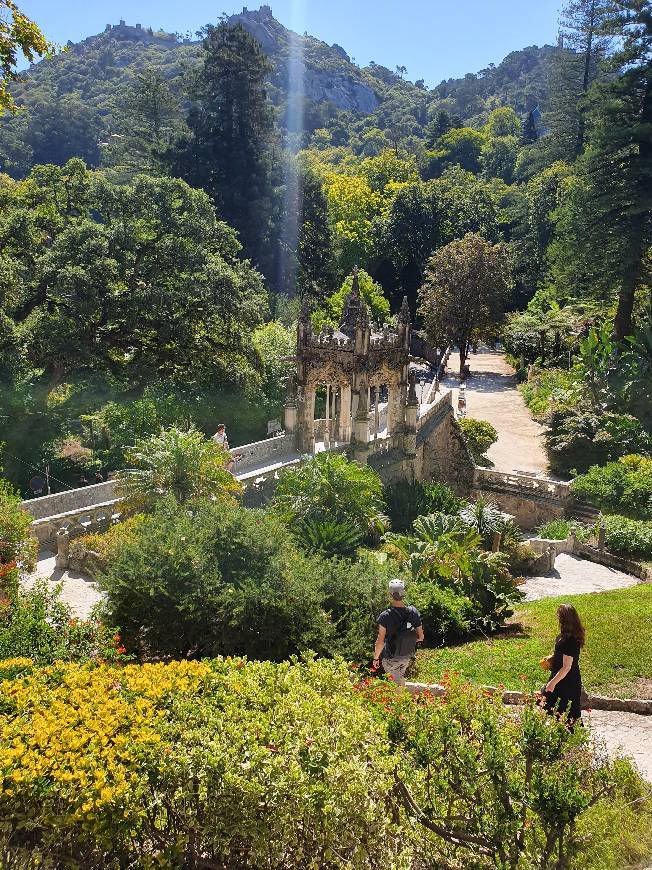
[414,584,652,699]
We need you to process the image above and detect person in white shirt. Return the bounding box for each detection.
[212,423,229,449]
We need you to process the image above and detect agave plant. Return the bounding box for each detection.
[383,512,480,582]
[296,517,363,559]
[458,497,504,546]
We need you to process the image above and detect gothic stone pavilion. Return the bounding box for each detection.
[284,268,419,457]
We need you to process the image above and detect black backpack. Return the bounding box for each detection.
[386,607,418,658]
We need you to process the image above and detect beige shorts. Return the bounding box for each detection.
[381,656,412,686]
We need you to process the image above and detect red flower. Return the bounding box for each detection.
[116,645,126,655]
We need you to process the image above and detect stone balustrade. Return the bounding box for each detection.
[31,500,123,549]
[474,468,571,501]
[365,433,402,457]
[22,480,117,521]
[231,432,295,473]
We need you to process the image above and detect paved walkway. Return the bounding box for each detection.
[522,553,643,601]
[23,550,102,620]
[445,348,549,475]
[588,710,652,782]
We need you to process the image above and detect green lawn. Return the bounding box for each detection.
[414,584,652,699]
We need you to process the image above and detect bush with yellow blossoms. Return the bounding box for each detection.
[0,658,650,869]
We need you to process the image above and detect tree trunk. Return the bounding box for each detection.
[459,341,468,375]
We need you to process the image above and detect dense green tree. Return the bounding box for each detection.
[101,68,184,175]
[168,22,274,273]
[16,90,102,169]
[425,127,485,176]
[521,110,540,145]
[550,1,652,338]
[546,1,611,162]
[313,269,390,331]
[0,160,268,385]
[296,165,337,299]
[419,233,512,373]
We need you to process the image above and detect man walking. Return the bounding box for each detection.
[373,579,424,686]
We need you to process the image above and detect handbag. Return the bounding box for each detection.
[539,655,553,671]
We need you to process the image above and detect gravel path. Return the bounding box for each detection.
[522,553,643,601]
[445,348,549,474]
[23,551,103,620]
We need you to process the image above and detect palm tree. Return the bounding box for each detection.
[116,426,241,513]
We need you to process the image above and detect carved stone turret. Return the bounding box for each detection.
[341,265,362,337]
[397,295,411,351]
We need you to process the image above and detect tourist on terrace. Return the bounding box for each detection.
[212,423,235,472]
[372,579,424,686]
[542,604,585,727]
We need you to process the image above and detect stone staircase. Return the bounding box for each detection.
[568,498,601,524]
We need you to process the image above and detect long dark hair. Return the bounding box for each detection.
[557,604,585,647]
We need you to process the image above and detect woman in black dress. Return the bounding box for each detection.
[543,604,585,726]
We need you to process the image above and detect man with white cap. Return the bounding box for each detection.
[372,578,424,686]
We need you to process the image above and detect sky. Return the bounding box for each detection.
[20,0,562,86]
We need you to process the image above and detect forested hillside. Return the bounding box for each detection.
[0,1,650,500]
[0,6,557,177]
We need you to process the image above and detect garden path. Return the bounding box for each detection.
[588,710,652,782]
[522,553,642,600]
[23,550,102,620]
[444,347,549,474]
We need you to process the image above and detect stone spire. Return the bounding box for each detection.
[407,368,418,405]
[340,265,363,337]
[398,295,411,324]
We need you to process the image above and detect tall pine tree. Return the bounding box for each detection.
[544,0,611,162]
[168,22,274,273]
[551,0,652,338]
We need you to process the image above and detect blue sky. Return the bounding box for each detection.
[20,0,562,86]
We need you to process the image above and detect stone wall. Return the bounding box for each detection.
[417,392,476,496]
[472,469,571,530]
[21,481,116,521]
[231,432,295,473]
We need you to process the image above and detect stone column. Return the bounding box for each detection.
[55,528,70,570]
[353,380,370,446]
[338,383,352,443]
[374,387,380,439]
[298,387,316,453]
[324,383,331,448]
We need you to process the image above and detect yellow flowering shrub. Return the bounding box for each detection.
[0,657,407,868]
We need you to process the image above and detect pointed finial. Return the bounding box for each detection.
[407,368,418,404]
[399,295,411,323]
[351,265,360,298]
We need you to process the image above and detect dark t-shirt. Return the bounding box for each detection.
[377,605,422,659]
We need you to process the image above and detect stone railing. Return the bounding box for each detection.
[232,432,295,473]
[474,468,571,502]
[415,391,454,447]
[365,432,402,457]
[31,500,123,549]
[21,480,117,521]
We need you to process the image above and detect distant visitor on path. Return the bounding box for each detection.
[373,579,424,686]
[541,604,585,727]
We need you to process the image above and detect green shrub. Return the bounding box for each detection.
[294,516,363,558]
[98,499,394,662]
[383,480,462,532]
[546,409,652,475]
[0,581,121,664]
[535,519,594,543]
[0,478,37,595]
[0,658,408,868]
[272,452,388,541]
[520,368,578,419]
[99,499,332,660]
[458,417,498,463]
[602,514,652,560]
[2,659,649,869]
[571,455,652,519]
[360,675,652,869]
[409,582,474,644]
